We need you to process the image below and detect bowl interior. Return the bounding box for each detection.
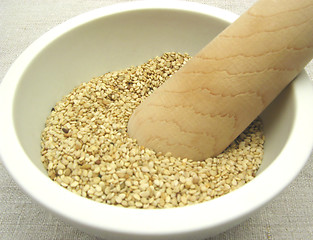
[13,7,295,176]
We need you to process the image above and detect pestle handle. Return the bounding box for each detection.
[128,0,313,161]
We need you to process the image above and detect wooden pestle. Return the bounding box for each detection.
[127,0,313,161]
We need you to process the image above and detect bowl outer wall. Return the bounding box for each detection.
[0,1,313,238]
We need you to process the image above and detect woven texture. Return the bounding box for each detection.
[0,0,312,239]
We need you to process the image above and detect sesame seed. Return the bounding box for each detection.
[62,128,69,134]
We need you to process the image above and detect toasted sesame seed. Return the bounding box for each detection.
[41,52,264,209]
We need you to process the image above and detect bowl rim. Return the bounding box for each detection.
[1,0,313,237]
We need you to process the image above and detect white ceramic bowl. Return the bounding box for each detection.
[1,1,313,239]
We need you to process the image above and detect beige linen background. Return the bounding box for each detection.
[0,0,312,239]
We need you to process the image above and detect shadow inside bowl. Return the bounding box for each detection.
[258,80,296,174]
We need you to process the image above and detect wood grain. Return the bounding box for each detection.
[128,0,313,160]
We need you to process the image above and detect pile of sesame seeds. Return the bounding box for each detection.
[41,52,264,209]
